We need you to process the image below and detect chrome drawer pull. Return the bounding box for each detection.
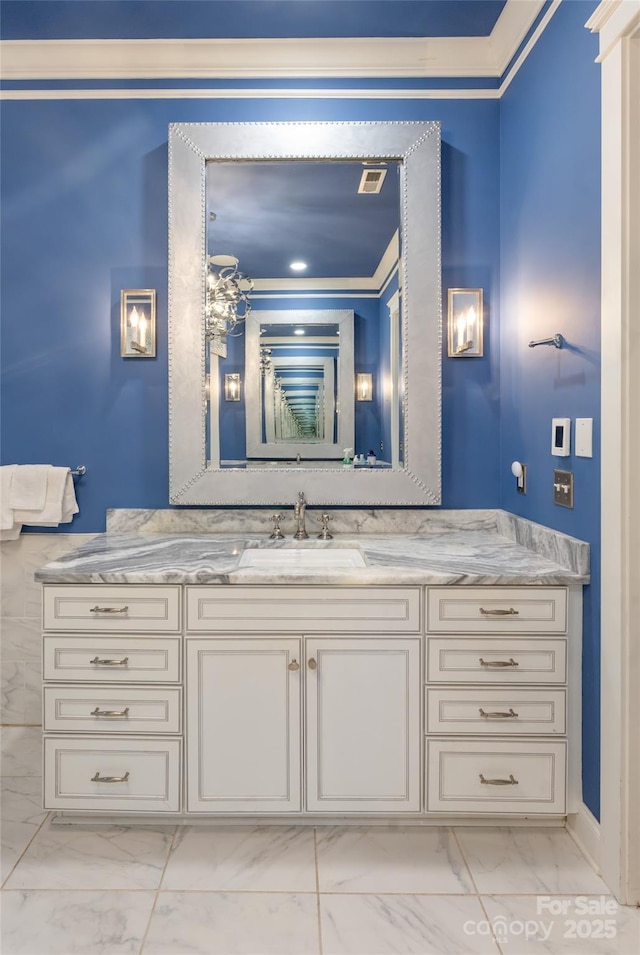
[479,607,519,616]
[479,773,519,786]
[91,707,130,718]
[91,771,130,783]
[479,708,518,719]
[90,656,129,667]
[288,659,300,671]
[479,658,519,668]
[90,605,129,614]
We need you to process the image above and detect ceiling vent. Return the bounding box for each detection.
[358,168,387,195]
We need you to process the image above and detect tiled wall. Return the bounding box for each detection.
[0,534,96,725]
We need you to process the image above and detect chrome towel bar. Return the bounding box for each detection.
[528,334,564,349]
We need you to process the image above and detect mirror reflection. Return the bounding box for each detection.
[243,309,354,462]
[258,322,340,444]
[206,159,404,469]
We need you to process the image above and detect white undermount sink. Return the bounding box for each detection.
[238,546,367,570]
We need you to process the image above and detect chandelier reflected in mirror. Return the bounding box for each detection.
[205,254,253,355]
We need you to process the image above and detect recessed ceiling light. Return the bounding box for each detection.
[290,261,307,272]
[294,329,306,336]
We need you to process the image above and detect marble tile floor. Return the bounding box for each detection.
[2,730,639,955]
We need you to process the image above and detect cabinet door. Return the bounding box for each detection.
[305,637,421,813]
[186,638,302,812]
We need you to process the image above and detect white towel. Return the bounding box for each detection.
[14,467,79,526]
[0,466,22,538]
[30,472,79,526]
[10,465,50,510]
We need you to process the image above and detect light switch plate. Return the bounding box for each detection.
[553,469,574,508]
[575,418,593,457]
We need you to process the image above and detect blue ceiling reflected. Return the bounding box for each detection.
[1,1,507,40]
[207,160,401,281]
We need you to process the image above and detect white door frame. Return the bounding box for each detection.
[587,0,640,905]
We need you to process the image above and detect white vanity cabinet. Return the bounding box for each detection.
[186,637,303,813]
[40,578,580,822]
[425,586,576,816]
[41,584,183,814]
[185,586,422,814]
[304,636,421,813]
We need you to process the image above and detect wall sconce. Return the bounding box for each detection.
[356,373,373,401]
[224,373,241,401]
[120,289,156,357]
[447,288,483,357]
[511,460,527,494]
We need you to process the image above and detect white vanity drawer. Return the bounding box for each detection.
[186,586,421,633]
[44,736,181,812]
[426,587,567,634]
[43,686,182,734]
[43,585,181,632]
[43,636,181,683]
[427,638,567,684]
[426,739,566,814]
[426,688,566,735]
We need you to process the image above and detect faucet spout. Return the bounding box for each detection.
[293,491,309,540]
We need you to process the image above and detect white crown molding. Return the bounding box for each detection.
[489,0,547,74]
[253,276,380,293]
[587,0,640,61]
[586,0,625,34]
[0,1,545,81]
[0,35,523,80]
[372,230,400,291]
[499,0,562,95]
[0,86,501,101]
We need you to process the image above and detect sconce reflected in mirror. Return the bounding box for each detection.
[224,373,241,401]
[447,288,483,357]
[120,289,156,357]
[356,373,373,401]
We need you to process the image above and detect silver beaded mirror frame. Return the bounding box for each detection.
[168,121,441,505]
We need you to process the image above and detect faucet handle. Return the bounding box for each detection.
[269,513,285,540]
[317,513,333,540]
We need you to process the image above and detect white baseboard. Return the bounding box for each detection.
[567,803,601,874]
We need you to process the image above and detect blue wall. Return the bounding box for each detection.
[0,0,605,823]
[499,0,601,816]
[1,97,501,529]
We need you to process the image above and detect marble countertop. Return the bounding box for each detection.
[34,525,589,586]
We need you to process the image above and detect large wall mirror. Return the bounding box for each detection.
[169,122,441,505]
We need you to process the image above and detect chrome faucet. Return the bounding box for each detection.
[293,491,309,540]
